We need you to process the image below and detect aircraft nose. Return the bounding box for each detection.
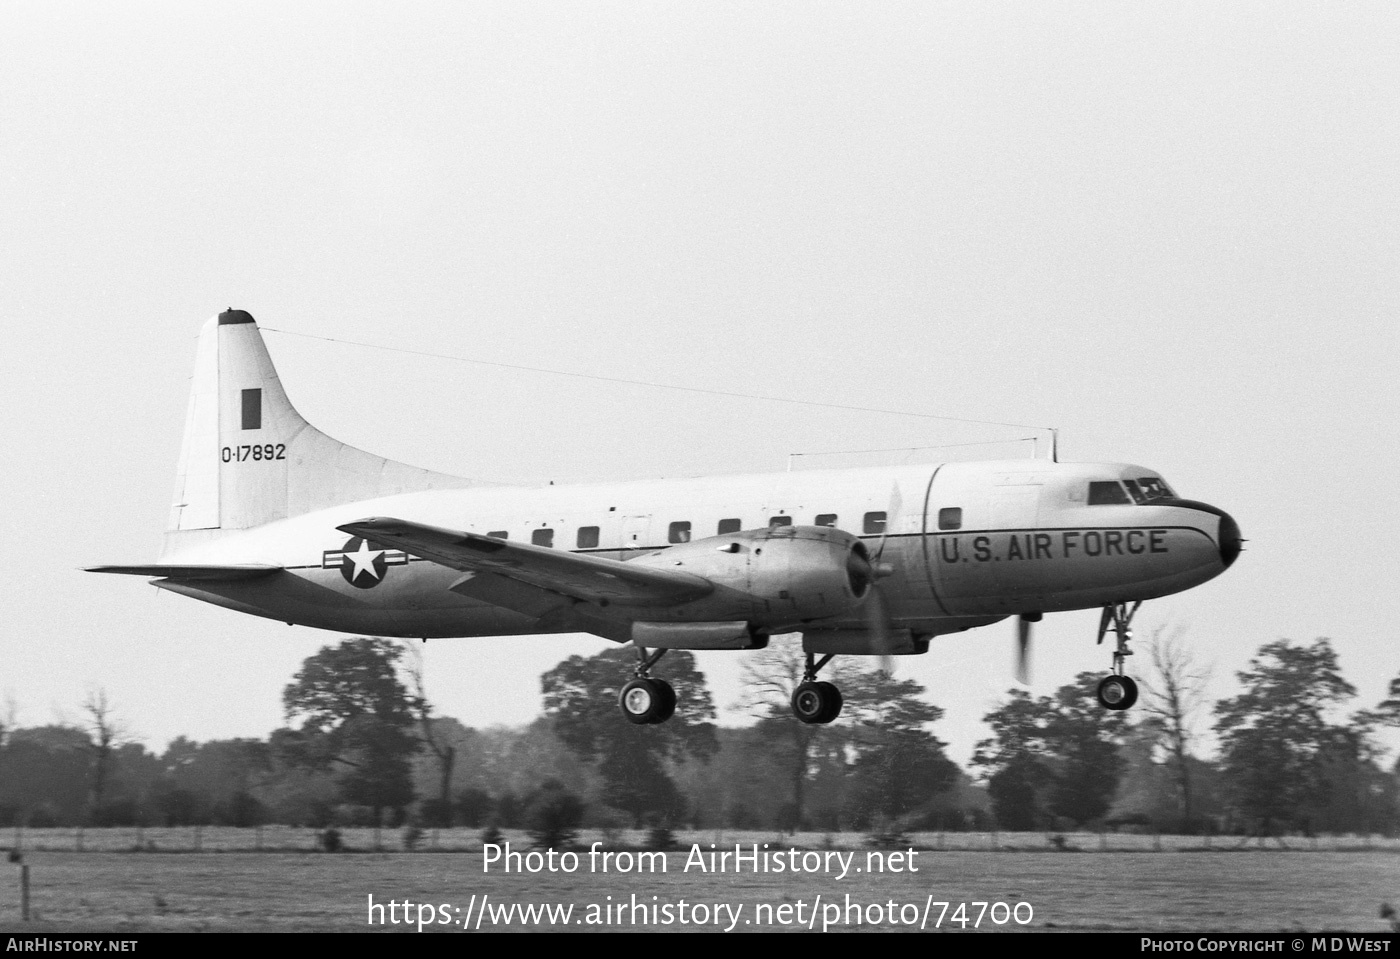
[1166,499,1241,569]
[1216,509,1242,568]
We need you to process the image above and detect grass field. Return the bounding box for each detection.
[2,830,1398,933]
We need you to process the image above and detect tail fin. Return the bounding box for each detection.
[165,309,474,551]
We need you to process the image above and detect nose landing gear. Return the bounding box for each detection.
[1096,673,1138,710]
[618,647,676,725]
[1095,601,1141,711]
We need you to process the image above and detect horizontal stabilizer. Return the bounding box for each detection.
[85,564,282,581]
[339,517,713,608]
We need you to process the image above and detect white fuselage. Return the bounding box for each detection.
[156,458,1237,641]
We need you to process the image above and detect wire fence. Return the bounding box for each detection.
[5,826,1399,855]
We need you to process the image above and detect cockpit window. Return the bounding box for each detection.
[1137,477,1174,501]
[1088,481,1131,505]
[1123,477,1176,504]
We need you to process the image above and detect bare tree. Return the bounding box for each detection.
[1142,626,1211,830]
[735,638,812,717]
[401,641,456,827]
[735,638,852,833]
[81,688,127,822]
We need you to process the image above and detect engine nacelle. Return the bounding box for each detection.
[801,628,928,656]
[629,524,876,628]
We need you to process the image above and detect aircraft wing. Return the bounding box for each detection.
[337,517,714,608]
[85,564,282,581]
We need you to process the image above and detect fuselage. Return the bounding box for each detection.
[156,457,1240,641]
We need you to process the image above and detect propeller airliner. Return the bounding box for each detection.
[90,310,1241,725]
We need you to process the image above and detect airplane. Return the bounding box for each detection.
[89,309,1242,726]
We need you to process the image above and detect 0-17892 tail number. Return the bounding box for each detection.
[222,444,286,462]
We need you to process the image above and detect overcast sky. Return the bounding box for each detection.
[3,2,1397,766]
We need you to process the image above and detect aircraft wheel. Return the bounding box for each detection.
[1096,675,1138,711]
[652,680,677,723]
[814,681,843,724]
[792,682,838,725]
[620,678,667,724]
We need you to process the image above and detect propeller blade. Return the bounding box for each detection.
[867,483,905,674]
[863,583,896,675]
[873,482,903,562]
[1015,614,1033,685]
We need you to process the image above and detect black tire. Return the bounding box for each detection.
[620,678,664,724]
[815,681,843,724]
[652,679,677,723]
[1096,674,1138,711]
[791,682,832,724]
[1118,675,1138,709]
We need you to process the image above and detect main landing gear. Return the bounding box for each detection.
[616,647,846,726]
[791,653,843,725]
[1095,601,1141,711]
[618,647,676,725]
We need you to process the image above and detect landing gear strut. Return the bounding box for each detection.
[791,653,843,725]
[618,646,676,725]
[1095,601,1140,711]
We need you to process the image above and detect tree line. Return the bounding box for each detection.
[1,633,1397,838]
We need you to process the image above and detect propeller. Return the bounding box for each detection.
[863,581,897,676]
[1015,612,1042,684]
[864,483,903,675]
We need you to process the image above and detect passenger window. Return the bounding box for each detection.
[717,518,742,535]
[769,516,792,528]
[815,513,838,527]
[487,530,508,540]
[576,526,599,549]
[938,507,962,530]
[1088,482,1131,506]
[863,511,887,534]
[531,528,554,547]
[668,521,692,544]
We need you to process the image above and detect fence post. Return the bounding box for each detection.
[20,863,30,921]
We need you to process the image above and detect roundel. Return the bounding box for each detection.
[338,536,389,589]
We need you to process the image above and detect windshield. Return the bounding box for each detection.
[1087,476,1178,505]
[1123,477,1176,504]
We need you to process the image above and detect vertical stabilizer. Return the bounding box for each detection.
[166,309,475,548]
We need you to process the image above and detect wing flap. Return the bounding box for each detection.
[339,516,713,607]
[447,571,633,643]
[85,564,282,581]
[447,570,573,618]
